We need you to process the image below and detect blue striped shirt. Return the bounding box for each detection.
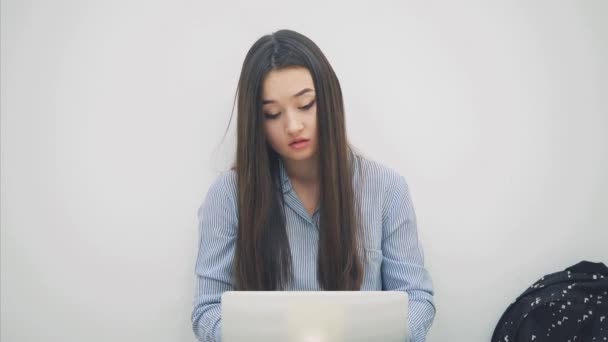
[191,152,436,341]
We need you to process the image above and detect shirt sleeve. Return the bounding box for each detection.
[381,174,436,342]
[191,171,238,342]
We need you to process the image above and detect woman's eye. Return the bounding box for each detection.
[264,100,315,120]
[299,100,316,110]
[264,113,280,119]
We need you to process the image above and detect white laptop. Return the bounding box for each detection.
[221,291,409,342]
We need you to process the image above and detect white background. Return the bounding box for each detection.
[2,1,607,341]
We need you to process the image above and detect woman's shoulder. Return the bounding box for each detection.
[213,168,237,187]
[201,168,238,205]
[197,168,238,220]
[353,154,414,217]
[354,153,409,190]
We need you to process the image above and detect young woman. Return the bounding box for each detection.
[191,29,435,342]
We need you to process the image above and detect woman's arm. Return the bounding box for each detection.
[381,173,436,342]
[191,171,238,342]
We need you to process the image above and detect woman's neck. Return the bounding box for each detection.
[283,154,319,185]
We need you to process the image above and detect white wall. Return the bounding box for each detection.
[2,1,607,341]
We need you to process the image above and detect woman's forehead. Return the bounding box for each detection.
[262,67,315,103]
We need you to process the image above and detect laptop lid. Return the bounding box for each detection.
[221,291,409,342]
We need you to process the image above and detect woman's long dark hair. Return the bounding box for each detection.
[227,29,364,291]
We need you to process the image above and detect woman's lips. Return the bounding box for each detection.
[289,139,310,150]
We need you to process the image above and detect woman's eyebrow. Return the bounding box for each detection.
[262,88,315,104]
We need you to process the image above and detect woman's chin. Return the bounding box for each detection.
[281,148,318,162]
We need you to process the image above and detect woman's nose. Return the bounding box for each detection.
[286,113,304,134]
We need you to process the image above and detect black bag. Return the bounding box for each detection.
[492,261,608,342]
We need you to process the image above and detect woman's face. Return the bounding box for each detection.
[261,66,319,163]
